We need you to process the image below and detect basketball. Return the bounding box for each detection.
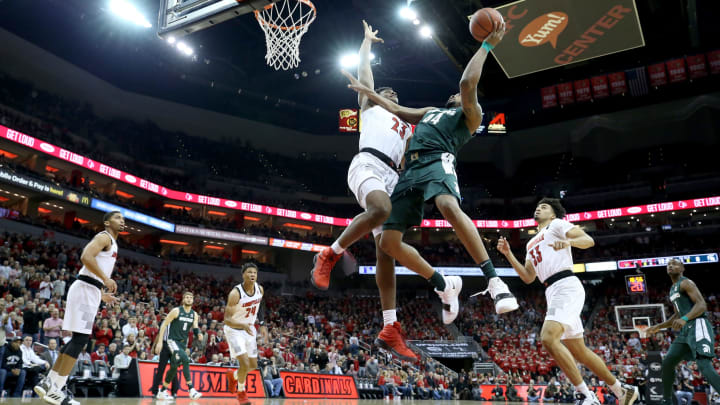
[469,7,504,42]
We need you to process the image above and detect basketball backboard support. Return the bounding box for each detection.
[157,0,277,39]
[615,304,667,333]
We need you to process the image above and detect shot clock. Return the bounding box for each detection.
[625,274,647,294]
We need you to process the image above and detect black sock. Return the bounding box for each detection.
[479,260,498,280]
[428,271,446,291]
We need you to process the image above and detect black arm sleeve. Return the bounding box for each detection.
[256,301,265,326]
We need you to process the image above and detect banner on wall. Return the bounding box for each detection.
[541,86,558,108]
[647,63,667,87]
[557,82,575,105]
[339,109,359,132]
[408,340,480,359]
[279,371,358,399]
[136,361,264,398]
[666,58,687,83]
[608,72,627,95]
[590,75,609,98]
[685,54,707,79]
[573,79,592,102]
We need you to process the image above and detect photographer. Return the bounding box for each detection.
[261,357,282,397]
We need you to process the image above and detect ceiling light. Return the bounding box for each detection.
[420,25,433,38]
[109,0,152,28]
[399,7,417,20]
[340,53,359,68]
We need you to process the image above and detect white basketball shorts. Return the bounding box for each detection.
[62,280,102,335]
[347,152,399,237]
[544,275,585,340]
[223,325,258,359]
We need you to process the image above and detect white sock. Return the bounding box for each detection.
[238,383,245,392]
[575,382,592,397]
[49,370,68,390]
[382,309,397,326]
[610,380,623,397]
[331,241,344,254]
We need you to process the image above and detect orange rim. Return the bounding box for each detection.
[254,0,316,31]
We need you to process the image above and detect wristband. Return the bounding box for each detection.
[681,316,690,322]
[481,41,495,52]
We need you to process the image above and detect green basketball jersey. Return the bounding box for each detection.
[408,107,475,158]
[165,306,195,344]
[669,276,704,318]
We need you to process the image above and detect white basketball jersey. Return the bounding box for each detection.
[233,282,263,325]
[525,219,576,283]
[359,106,413,166]
[79,231,117,283]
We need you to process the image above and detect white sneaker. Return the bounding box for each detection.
[33,377,53,399]
[43,388,80,405]
[435,275,462,324]
[189,388,202,400]
[473,277,519,314]
[619,384,639,405]
[575,391,601,405]
[156,389,174,401]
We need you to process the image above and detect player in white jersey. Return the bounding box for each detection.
[497,198,637,405]
[35,211,123,405]
[225,263,268,405]
[310,21,418,360]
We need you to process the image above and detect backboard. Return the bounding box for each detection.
[614,304,667,333]
[157,0,276,39]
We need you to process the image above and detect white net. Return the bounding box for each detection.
[254,0,316,70]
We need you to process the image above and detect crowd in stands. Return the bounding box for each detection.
[2,72,719,223]
[0,230,718,400]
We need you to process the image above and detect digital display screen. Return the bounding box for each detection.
[625,275,647,294]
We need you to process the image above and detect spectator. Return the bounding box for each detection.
[40,338,59,368]
[19,335,48,388]
[676,379,694,405]
[206,354,221,366]
[2,337,26,397]
[365,355,378,379]
[91,343,109,366]
[491,384,505,401]
[121,317,138,339]
[42,309,62,344]
[262,358,282,397]
[113,345,133,372]
[106,343,119,366]
[37,276,52,301]
[93,319,113,348]
[527,380,541,402]
[506,381,520,402]
[21,302,41,342]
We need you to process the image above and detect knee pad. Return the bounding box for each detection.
[64,333,90,358]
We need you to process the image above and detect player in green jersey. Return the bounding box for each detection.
[341,21,518,323]
[646,259,720,405]
[153,291,203,400]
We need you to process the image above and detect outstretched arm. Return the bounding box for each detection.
[358,20,383,109]
[497,237,536,284]
[459,22,505,132]
[342,70,434,124]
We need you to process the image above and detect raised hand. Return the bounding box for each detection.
[484,20,506,48]
[341,70,374,95]
[497,237,511,256]
[363,20,384,43]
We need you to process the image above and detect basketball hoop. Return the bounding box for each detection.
[254,0,316,70]
[635,325,649,339]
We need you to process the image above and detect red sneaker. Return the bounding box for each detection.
[226,370,238,393]
[310,247,341,290]
[236,390,250,405]
[375,322,418,361]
